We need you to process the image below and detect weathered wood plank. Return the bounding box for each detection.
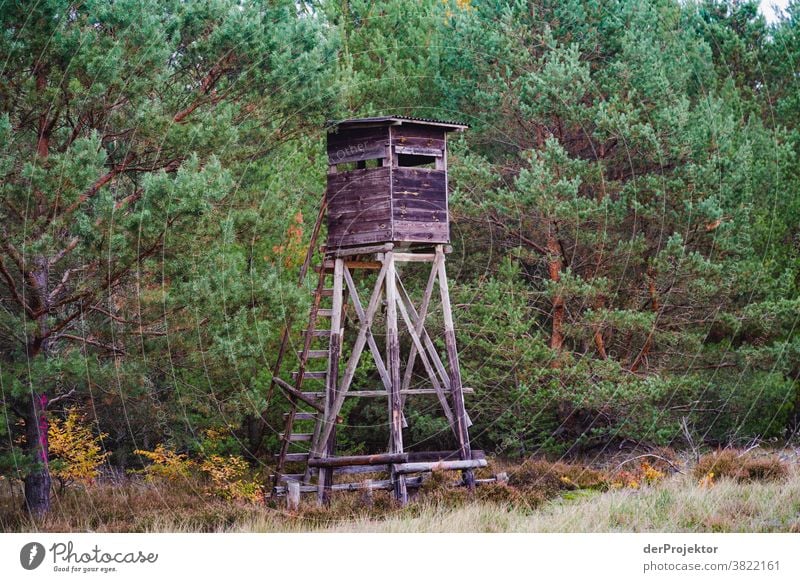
[333,464,390,475]
[272,376,325,413]
[395,144,443,157]
[392,124,445,143]
[405,450,485,462]
[394,459,487,474]
[437,245,475,489]
[327,230,393,248]
[393,220,449,241]
[328,201,391,221]
[297,349,328,359]
[317,257,344,505]
[320,260,383,271]
[394,208,447,224]
[392,252,437,263]
[392,167,446,191]
[308,453,408,468]
[385,251,408,504]
[287,481,300,510]
[304,328,330,337]
[325,243,394,258]
[281,453,310,462]
[291,370,326,380]
[328,126,389,163]
[284,411,315,420]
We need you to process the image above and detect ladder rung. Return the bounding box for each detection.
[284,411,316,420]
[292,371,327,380]
[279,453,310,462]
[317,308,333,317]
[278,473,304,482]
[319,288,334,296]
[298,349,328,359]
[288,433,312,442]
[304,329,330,337]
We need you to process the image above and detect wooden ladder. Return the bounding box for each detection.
[271,264,340,489]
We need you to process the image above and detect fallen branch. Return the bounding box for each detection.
[613,454,684,475]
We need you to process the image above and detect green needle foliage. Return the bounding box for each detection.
[0,0,798,516]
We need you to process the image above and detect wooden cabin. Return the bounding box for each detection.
[325,116,468,249]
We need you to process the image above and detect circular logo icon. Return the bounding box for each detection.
[20,542,46,570]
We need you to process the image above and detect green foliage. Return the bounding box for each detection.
[1,0,799,503]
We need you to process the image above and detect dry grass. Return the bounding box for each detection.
[692,449,789,482]
[2,451,797,533]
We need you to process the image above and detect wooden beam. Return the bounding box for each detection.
[287,481,300,511]
[436,245,475,489]
[393,252,437,262]
[394,459,487,475]
[272,376,325,413]
[308,453,408,468]
[406,450,485,462]
[317,257,344,505]
[385,251,408,504]
[326,243,394,258]
[320,260,382,271]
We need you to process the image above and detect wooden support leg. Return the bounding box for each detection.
[436,245,475,490]
[385,251,408,504]
[287,481,300,511]
[317,257,344,506]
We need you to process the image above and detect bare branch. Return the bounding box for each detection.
[58,334,125,354]
[0,256,36,318]
[47,388,77,408]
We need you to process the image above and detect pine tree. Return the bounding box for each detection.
[0,0,332,516]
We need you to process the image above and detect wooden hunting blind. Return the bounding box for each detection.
[269,116,492,507]
[326,116,467,248]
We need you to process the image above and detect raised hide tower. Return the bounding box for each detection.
[326,116,462,248]
[269,117,490,507]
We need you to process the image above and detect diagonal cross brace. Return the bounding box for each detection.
[394,271,456,430]
[313,263,388,459]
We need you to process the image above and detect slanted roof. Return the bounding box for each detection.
[328,115,468,132]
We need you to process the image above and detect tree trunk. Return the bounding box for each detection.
[546,221,565,359]
[592,295,608,359]
[630,265,659,373]
[24,392,51,517]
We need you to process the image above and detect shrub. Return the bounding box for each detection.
[692,450,789,483]
[508,459,610,496]
[200,455,263,503]
[48,408,110,488]
[132,445,196,482]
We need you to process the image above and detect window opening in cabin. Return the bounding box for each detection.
[397,153,437,169]
[336,157,384,172]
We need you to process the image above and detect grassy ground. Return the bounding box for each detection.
[3,450,798,533]
[324,473,800,533]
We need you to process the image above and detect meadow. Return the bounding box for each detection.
[3,449,797,533]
